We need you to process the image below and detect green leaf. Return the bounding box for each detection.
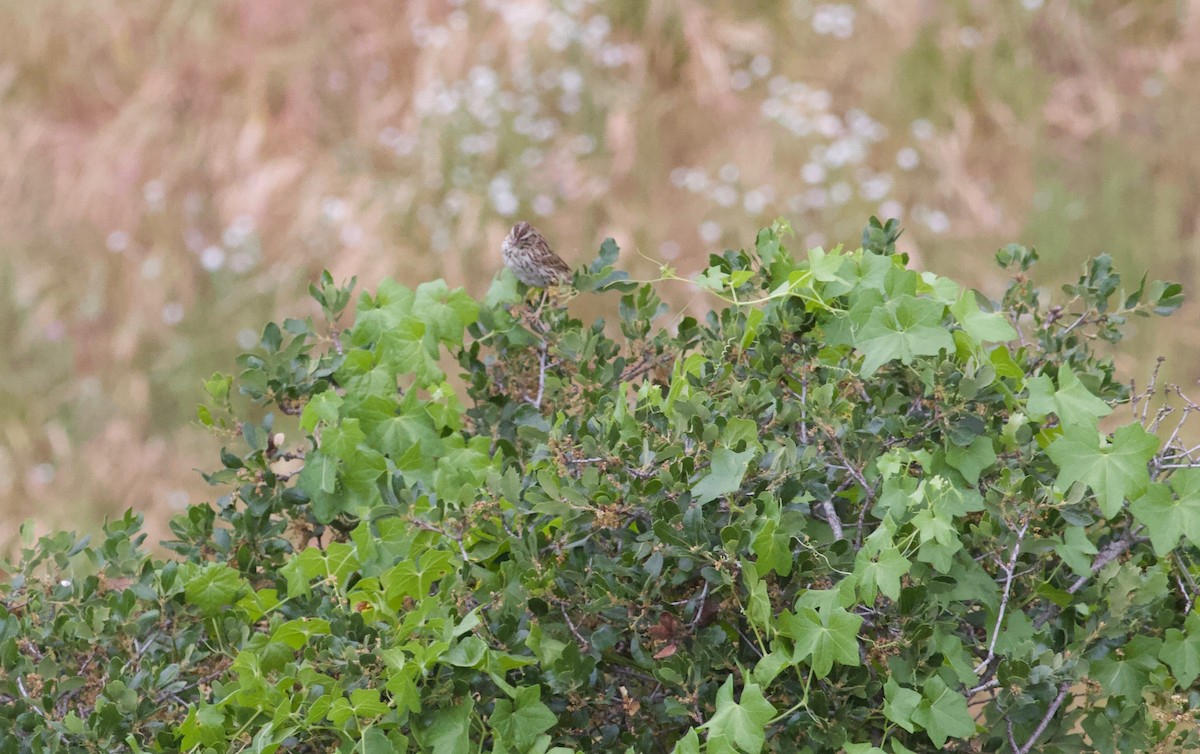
[911,677,975,748]
[950,290,1016,342]
[1052,365,1113,425]
[672,728,701,754]
[692,447,756,505]
[383,550,456,604]
[1091,635,1162,699]
[490,686,557,752]
[1129,483,1200,555]
[180,703,227,748]
[843,745,886,754]
[1055,525,1099,576]
[944,436,996,485]
[699,677,777,754]
[752,518,793,578]
[352,278,415,346]
[378,317,442,385]
[883,679,921,733]
[1048,422,1159,518]
[778,606,863,678]
[855,546,911,602]
[301,391,343,432]
[854,295,954,377]
[415,699,473,754]
[183,563,248,617]
[1160,613,1200,687]
[414,280,479,345]
[1136,467,1200,553]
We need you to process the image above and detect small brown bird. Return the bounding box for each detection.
[501,221,572,288]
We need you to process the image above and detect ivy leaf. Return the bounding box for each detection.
[911,677,975,748]
[1048,423,1159,518]
[414,280,479,345]
[1129,483,1200,555]
[692,448,756,504]
[1160,613,1200,687]
[300,391,343,432]
[944,436,996,485]
[854,295,954,377]
[778,606,863,678]
[490,686,557,752]
[383,550,456,604]
[883,679,921,733]
[1128,465,1200,554]
[672,728,701,754]
[1053,365,1113,425]
[415,699,473,754]
[843,745,886,754]
[1055,526,1099,576]
[699,677,777,754]
[950,290,1016,342]
[379,317,442,385]
[352,278,415,346]
[184,563,249,617]
[1091,636,1162,699]
[752,518,793,578]
[180,703,227,748]
[855,546,911,602]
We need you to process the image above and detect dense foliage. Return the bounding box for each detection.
[4,219,1200,753]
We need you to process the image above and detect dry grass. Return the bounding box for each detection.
[3,0,1200,546]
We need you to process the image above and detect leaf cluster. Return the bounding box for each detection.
[3,219,1199,754]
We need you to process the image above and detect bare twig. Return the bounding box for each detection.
[16,677,49,719]
[825,431,874,544]
[1033,527,1141,630]
[819,499,845,541]
[969,679,1000,696]
[975,521,1029,675]
[561,605,590,651]
[533,343,548,409]
[1015,681,1071,754]
[800,375,809,444]
[689,581,710,630]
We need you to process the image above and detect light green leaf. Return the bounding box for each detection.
[1091,635,1162,699]
[752,518,793,578]
[183,563,248,617]
[1055,525,1099,577]
[1160,613,1200,687]
[950,290,1016,342]
[300,391,343,432]
[672,728,701,754]
[1129,483,1200,555]
[490,686,557,752]
[699,677,777,754]
[944,436,996,485]
[414,280,479,345]
[415,699,473,754]
[1048,422,1159,517]
[1052,365,1113,425]
[854,295,954,377]
[883,679,921,733]
[352,278,415,346]
[911,677,975,748]
[778,606,862,678]
[692,448,756,505]
[855,546,911,602]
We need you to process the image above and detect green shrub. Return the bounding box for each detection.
[3,218,1199,753]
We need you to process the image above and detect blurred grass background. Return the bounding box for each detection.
[2,0,1199,546]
